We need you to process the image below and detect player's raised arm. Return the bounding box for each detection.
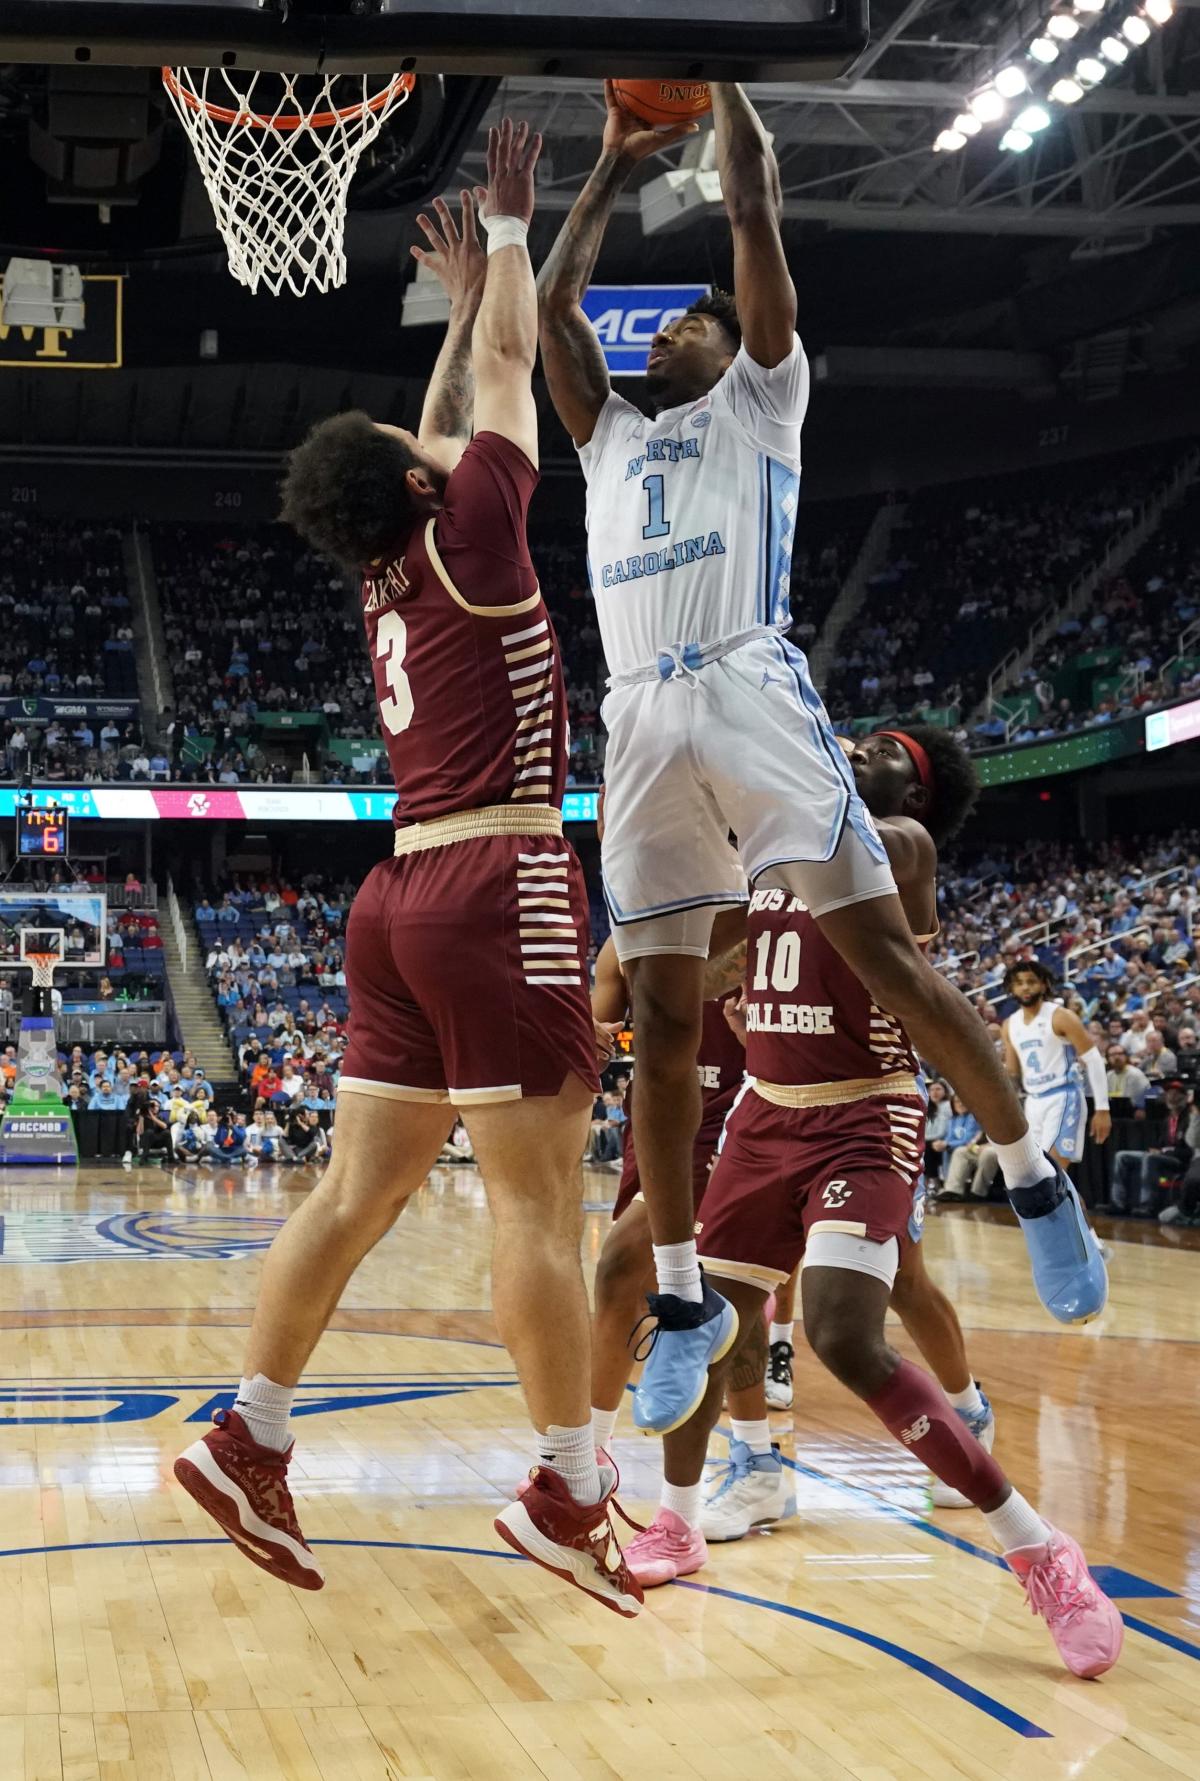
[409,191,486,470]
[472,119,543,465]
[537,82,698,447]
[708,83,797,369]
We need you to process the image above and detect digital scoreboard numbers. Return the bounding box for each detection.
[17,805,69,857]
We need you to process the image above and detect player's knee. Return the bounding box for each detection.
[804,1302,890,1396]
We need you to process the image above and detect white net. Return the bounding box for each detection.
[162,66,415,297]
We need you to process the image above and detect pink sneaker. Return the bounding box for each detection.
[624,1509,708,1589]
[1006,1528,1124,1678]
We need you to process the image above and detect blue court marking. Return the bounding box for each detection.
[711,1420,1182,1603]
[1120,1614,1200,1661]
[0,1534,1051,1739]
[673,1578,1049,1739]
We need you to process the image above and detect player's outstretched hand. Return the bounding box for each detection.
[410,190,485,308]
[483,117,543,226]
[601,79,700,163]
[593,1019,622,1065]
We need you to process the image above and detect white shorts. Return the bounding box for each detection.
[1025,1084,1088,1162]
[601,632,894,952]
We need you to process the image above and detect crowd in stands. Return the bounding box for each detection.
[822,448,1182,737]
[979,481,1200,748]
[194,875,350,1124]
[0,508,142,781]
[919,827,1200,1220]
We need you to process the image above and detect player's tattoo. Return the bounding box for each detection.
[703,939,747,1000]
[537,152,629,409]
[728,1307,769,1395]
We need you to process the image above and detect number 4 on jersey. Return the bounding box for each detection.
[375,608,414,735]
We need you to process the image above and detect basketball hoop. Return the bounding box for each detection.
[162,66,415,297]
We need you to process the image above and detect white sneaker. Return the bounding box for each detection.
[765,1340,794,1410]
[122,1150,133,1165]
[700,1440,796,1542]
[930,1389,995,1509]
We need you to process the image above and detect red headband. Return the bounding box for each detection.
[877,730,935,803]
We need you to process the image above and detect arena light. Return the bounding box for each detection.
[969,87,1007,122]
[994,65,1029,97]
[1050,75,1086,102]
[1100,33,1130,61]
[1121,13,1151,41]
[953,112,983,136]
[934,127,968,152]
[1076,55,1108,84]
[1014,104,1052,133]
[1047,13,1081,38]
[1072,0,1105,12]
[1029,36,1060,63]
[1000,127,1034,152]
[1144,0,1174,22]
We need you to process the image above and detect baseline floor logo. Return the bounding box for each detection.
[0,1209,284,1264]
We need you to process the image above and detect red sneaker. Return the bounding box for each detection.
[494,1464,643,1617]
[174,1408,325,1591]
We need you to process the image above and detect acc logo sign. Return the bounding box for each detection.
[582,283,711,377]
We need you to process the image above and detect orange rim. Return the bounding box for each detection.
[161,67,414,131]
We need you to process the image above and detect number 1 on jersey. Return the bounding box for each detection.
[642,473,671,541]
[375,608,414,736]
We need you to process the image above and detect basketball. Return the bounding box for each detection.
[611,78,712,127]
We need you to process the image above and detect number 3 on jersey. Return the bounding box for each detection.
[375,608,414,735]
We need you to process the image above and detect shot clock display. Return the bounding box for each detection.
[16,804,69,858]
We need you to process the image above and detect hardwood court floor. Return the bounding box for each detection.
[0,1163,1196,1779]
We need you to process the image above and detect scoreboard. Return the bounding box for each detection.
[16,804,69,857]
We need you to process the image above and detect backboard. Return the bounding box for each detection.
[0,893,106,969]
[0,0,870,81]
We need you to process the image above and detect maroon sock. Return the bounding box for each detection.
[866,1358,1006,1506]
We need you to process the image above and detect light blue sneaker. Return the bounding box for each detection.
[1006,1163,1108,1324]
[701,1440,796,1541]
[931,1387,995,1508]
[631,1276,738,1436]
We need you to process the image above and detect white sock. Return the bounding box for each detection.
[537,1423,602,1505]
[769,1322,794,1347]
[660,1480,703,1528]
[652,1238,703,1304]
[994,1132,1048,1192]
[984,1489,1053,1555]
[946,1380,985,1416]
[234,1373,294,1453]
[730,1417,772,1457]
[591,1405,618,1452]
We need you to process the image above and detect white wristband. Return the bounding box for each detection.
[481,213,530,255]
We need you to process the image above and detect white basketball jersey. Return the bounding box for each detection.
[577,337,810,677]
[1007,1001,1078,1097]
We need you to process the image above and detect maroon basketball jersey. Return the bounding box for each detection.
[744,886,918,1086]
[360,432,568,825]
[697,991,749,1141]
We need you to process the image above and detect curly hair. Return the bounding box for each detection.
[685,288,741,352]
[891,724,980,849]
[279,410,420,569]
[1002,959,1057,997]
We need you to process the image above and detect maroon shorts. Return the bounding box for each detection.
[611,1078,744,1222]
[340,833,600,1105]
[696,1086,926,1287]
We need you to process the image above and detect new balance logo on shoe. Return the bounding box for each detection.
[900,1414,930,1444]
